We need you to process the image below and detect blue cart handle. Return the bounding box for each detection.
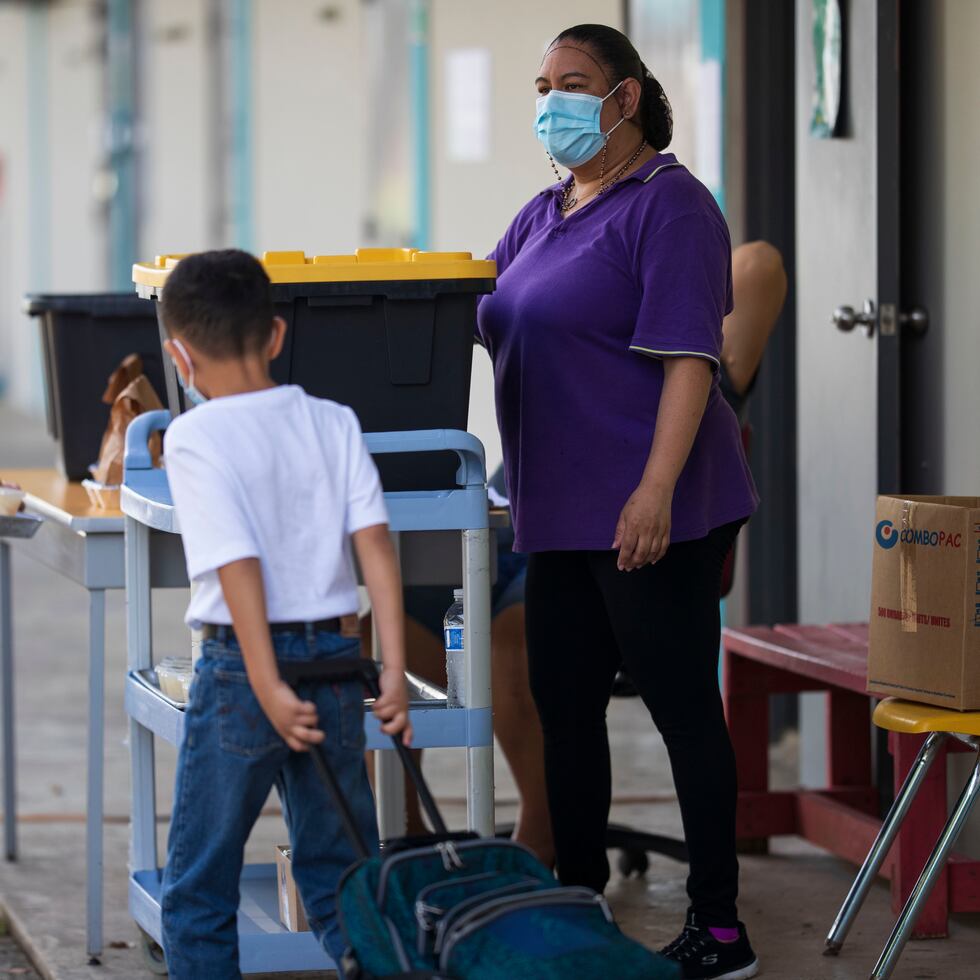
[364,429,486,488]
[124,409,173,475]
[124,416,486,488]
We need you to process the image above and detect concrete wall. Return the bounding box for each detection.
[912,2,980,496]
[428,0,622,476]
[901,0,980,851]
[253,0,367,255]
[0,0,105,414]
[0,5,33,409]
[140,0,213,257]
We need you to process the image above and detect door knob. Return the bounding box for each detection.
[833,299,876,337]
[899,307,929,336]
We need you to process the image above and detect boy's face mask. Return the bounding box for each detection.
[170,338,208,406]
[533,79,626,169]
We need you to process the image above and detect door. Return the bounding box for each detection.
[794,0,949,935]
[795,0,901,629]
[794,0,900,794]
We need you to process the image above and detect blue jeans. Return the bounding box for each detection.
[161,630,379,978]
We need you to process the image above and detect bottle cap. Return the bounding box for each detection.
[453,588,464,600]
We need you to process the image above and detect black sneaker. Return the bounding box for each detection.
[660,916,759,979]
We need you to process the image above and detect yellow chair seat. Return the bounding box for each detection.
[873,698,980,737]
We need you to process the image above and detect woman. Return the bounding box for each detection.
[476,24,760,980]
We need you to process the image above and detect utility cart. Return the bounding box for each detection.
[121,410,494,974]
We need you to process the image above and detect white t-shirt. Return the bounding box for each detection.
[164,385,388,629]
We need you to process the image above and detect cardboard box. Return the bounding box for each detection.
[275,845,309,932]
[867,495,980,709]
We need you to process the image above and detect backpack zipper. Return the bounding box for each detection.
[431,876,546,955]
[376,837,537,908]
[414,870,500,954]
[438,888,612,970]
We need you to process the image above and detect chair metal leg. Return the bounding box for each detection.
[870,752,980,979]
[825,731,946,955]
[0,542,15,862]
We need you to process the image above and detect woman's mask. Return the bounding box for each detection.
[533,80,626,169]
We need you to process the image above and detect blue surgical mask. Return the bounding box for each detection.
[533,80,626,169]
[170,338,208,407]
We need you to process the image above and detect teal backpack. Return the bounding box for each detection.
[284,658,680,980]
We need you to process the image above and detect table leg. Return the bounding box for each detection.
[463,529,494,838]
[127,518,158,883]
[0,542,15,862]
[375,534,405,840]
[86,589,106,963]
[891,731,949,938]
[374,660,406,838]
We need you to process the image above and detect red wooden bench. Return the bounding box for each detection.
[723,622,980,938]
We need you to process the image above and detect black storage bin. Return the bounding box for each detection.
[138,250,496,491]
[24,293,168,481]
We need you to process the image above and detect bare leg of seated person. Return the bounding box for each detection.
[401,610,554,865]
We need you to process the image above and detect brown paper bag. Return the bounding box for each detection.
[101,353,146,406]
[91,368,164,487]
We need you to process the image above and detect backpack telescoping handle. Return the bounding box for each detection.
[278,657,449,858]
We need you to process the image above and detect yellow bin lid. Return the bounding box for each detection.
[133,248,496,294]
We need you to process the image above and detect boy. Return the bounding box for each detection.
[158,249,410,978]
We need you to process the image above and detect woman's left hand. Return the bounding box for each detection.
[612,481,672,571]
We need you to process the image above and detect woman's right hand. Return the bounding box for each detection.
[612,479,673,570]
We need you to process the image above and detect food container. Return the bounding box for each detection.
[0,487,25,516]
[156,656,193,703]
[82,479,121,511]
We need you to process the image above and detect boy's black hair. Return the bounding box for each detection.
[160,249,275,358]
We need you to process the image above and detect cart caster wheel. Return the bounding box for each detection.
[617,848,649,877]
[138,929,168,976]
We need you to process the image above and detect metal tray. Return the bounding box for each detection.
[135,666,447,710]
[0,514,43,539]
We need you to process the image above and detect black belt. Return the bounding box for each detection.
[201,619,342,642]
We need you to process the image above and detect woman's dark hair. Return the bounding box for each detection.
[550,24,672,151]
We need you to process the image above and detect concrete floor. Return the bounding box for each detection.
[1,402,979,978]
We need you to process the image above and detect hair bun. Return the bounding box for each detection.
[641,67,672,151]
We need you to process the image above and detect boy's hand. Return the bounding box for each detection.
[373,668,412,745]
[259,681,324,752]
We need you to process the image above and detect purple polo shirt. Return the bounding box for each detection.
[477,152,758,553]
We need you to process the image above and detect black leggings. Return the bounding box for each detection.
[525,520,744,926]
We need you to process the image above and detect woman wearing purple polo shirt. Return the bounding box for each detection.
[476,24,760,980]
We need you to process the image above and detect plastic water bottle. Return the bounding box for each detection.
[443,589,466,707]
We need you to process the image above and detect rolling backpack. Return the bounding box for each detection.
[281,657,680,980]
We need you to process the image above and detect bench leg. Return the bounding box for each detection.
[724,650,771,853]
[824,731,945,956]
[892,731,950,938]
[872,751,980,979]
[826,689,873,801]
